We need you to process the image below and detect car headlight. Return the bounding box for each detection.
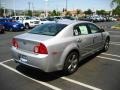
[13,24,17,27]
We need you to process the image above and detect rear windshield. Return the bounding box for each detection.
[29,23,67,36]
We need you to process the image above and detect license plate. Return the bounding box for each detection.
[19,54,28,63]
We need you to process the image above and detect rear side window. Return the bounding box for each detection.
[74,24,89,36]
[29,23,67,36]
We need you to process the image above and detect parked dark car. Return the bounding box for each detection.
[0,24,5,34]
[0,18,25,31]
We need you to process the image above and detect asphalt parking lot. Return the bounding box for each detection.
[0,21,120,90]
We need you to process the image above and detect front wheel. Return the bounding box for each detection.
[102,38,110,52]
[63,51,79,75]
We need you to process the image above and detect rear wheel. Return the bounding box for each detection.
[63,51,79,75]
[102,38,110,52]
[25,24,29,29]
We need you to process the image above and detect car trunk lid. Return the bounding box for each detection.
[14,33,53,52]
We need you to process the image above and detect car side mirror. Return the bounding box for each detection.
[100,28,105,32]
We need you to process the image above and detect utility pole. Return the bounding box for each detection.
[66,0,68,11]
[13,0,16,16]
[0,0,1,8]
[2,3,6,17]
[28,2,31,10]
[32,2,34,16]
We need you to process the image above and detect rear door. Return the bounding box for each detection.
[87,23,103,50]
[73,23,94,57]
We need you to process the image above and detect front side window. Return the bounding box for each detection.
[88,24,100,34]
[29,23,67,36]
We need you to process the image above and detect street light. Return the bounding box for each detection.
[45,0,48,17]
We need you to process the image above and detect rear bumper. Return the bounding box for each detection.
[11,47,62,72]
[11,47,50,72]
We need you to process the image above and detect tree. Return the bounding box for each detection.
[27,10,32,16]
[0,8,4,16]
[50,10,60,16]
[84,9,93,15]
[76,9,81,16]
[65,11,72,16]
[111,0,120,16]
[111,0,120,7]
[96,10,108,15]
[112,6,120,16]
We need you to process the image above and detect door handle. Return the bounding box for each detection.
[77,39,82,42]
[94,36,97,38]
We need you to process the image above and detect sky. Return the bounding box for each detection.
[1,0,113,11]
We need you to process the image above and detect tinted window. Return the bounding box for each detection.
[88,24,100,34]
[29,23,67,36]
[74,24,89,36]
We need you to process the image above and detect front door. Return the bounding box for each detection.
[87,23,103,50]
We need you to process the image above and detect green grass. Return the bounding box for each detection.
[112,23,120,29]
[114,24,120,27]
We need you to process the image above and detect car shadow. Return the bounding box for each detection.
[16,51,102,82]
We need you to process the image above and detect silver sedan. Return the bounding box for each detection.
[11,20,110,74]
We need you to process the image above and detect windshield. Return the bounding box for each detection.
[29,23,67,36]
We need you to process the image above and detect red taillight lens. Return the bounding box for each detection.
[12,38,19,48]
[34,43,48,54]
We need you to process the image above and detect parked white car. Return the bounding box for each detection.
[12,20,110,74]
[12,16,40,29]
[39,18,55,24]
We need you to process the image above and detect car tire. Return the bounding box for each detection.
[9,28,13,32]
[63,51,79,75]
[102,38,110,52]
[25,24,29,29]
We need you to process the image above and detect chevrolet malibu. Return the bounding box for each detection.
[11,20,110,74]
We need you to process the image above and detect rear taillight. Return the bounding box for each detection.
[33,43,48,54]
[12,38,19,48]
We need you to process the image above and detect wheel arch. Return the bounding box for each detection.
[58,43,81,70]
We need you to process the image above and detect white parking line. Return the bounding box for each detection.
[61,77,102,90]
[110,43,120,46]
[0,59,13,64]
[0,59,102,90]
[110,41,120,46]
[0,63,62,90]
[110,41,120,44]
[102,53,120,58]
[110,35,120,38]
[97,56,120,62]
